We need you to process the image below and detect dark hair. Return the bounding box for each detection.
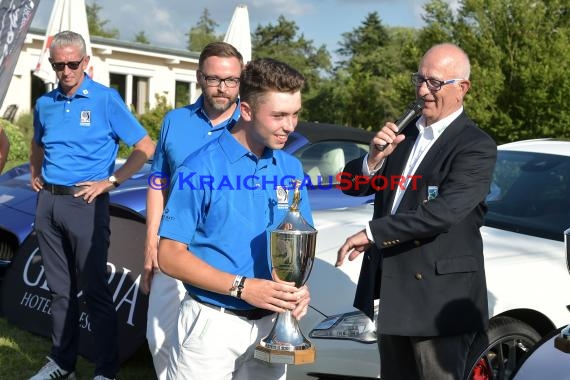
[239,58,305,107]
[198,42,244,70]
[50,30,87,56]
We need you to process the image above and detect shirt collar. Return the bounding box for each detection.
[193,95,241,131]
[219,130,277,165]
[55,73,93,100]
[416,106,463,140]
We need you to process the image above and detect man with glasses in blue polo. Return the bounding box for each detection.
[29,30,155,380]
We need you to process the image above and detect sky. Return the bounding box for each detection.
[31,0,458,60]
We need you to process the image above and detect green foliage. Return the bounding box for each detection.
[251,16,332,121]
[137,94,173,142]
[252,16,332,83]
[87,1,119,39]
[117,95,172,159]
[417,0,456,51]
[337,12,390,63]
[186,9,221,52]
[429,0,570,143]
[307,14,419,128]
[308,0,570,142]
[14,112,33,142]
[1,119,28,162]
[133,31,150,44]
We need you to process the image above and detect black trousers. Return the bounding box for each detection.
[35,190,118,378]
[379,332,476,380]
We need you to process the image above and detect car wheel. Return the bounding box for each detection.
[465,316,541,380]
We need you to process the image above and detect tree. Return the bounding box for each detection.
[86,1,119,39]
[337,12,390,65]
[307,13,419,128]
[251,16,331,122]
[418,0,570,143]
[186,9,221,52]
[133,31,150,44]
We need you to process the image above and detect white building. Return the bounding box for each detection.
[1,27,201,121]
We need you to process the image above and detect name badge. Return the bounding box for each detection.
[427,185,439,201]
[80,110,91,127]
[276,186,289,208]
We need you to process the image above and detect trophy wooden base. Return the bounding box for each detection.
[554,334,570,353]
[254,345,316,365]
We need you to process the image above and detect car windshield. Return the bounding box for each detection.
[293,141,368,185]
[485,150,570,241]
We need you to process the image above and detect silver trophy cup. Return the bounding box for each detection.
[254,182,317,365]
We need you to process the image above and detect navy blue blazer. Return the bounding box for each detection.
[342,112,497,336]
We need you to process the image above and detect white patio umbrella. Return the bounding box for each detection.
[33,0,94,85]
[223,4,251,64]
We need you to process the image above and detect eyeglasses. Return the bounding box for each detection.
[411,73,464,91]
[50,56,85,71]
[199,72,240,88]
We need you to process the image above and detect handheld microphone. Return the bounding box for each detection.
[375,97,425,152]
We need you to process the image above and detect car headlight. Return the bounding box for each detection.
[309,308,378,343]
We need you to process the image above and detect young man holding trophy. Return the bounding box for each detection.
[157,58,313,380]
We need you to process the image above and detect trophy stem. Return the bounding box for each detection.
[255,310,316,364]
[259,310,311,351]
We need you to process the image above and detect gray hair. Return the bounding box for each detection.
[49,30,87,56]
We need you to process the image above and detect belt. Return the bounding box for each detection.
[43,183,84,195]
[198,299,274,320]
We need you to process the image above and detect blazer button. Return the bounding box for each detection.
[414,240,421,247]
[415,273,423,280]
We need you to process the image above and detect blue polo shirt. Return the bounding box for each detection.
[33,74,147,185]
[151,95,241,180]
[158,130,314,309]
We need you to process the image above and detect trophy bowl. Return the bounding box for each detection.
[254,188,317,365]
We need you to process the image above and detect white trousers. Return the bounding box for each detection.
[167,294,286,380]
[146,271,187,380]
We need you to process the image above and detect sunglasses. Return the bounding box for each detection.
[50,56,85,71]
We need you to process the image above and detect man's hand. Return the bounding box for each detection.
[291,285,310,320]
[142,234,159,294]
[336,229,371,267]
[238,278,307,314]
[367,122,406,170]
[30,176,43,192]
[74,179,115,203]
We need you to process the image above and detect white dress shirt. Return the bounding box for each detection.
[364,107,464,241]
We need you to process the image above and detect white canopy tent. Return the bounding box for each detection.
[223,4,251,64]
[33,0,94,85]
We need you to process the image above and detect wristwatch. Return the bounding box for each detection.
[108,175,120,188]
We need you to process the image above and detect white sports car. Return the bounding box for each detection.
[289,139,570,380]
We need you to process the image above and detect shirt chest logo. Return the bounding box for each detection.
[80,110,91,127]
[276,186,289,209]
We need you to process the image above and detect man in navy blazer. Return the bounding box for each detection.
[336,43,497,380]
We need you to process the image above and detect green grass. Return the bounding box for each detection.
[0,317,156,379]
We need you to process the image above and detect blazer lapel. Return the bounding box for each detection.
[397,113,469,210]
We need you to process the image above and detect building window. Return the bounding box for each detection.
[109,73,149,114]
[175,81,191,108]
[31,72,46,109]
[132,76,148,114]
